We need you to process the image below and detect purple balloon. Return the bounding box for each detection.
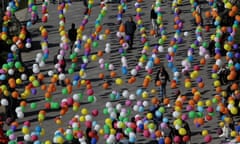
[31,88,37,95]
[196,77,203,83]
[235,52,240,59]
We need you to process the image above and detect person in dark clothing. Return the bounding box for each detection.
[124,16,137,49]
[155,66,170,101]
[68,23,77,53]
[150,4,158,37]
[207,40,215,56]
[83,0,89,15]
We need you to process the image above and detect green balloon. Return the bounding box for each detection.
[78,93,83,100]
[158,107,165,113]
[32,80,40,87]
[65,134,73,141]
[208,112,215,116]
[87,96,95,102]
[71,63,77,69]
[197,112,203,118]
[45,97,52,102]
[212,98,218,104]
[15,61,22,69]
[188,111,196,119]
[103,124,110,134]
[32,5,38,11]
[30,103,37,109]
[68,68,74,74]
[104,63,109,70]
[51,102,60,109]
[92,41,99,48]
[6,129,13,136]
[109,93,116,100]
[202,42,209,48]
[103,108,109,115]
[2,64,9,70]
[62,88,68,95]
[8,62,14,68]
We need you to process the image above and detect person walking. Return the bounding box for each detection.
[124,16,137,49]
[155,66,170,101]
[68,23,77,54]
[83,0,89,15]
[150,4,158,37]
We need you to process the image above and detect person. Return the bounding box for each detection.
[0,121,9,144]
[155,66,170,101]
[124,16,137,49]
[217,64,229,85]
[68,23,77,53]
[83,0,89,15]
[150,4,158,37]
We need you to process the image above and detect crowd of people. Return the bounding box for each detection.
[0,0,240,144]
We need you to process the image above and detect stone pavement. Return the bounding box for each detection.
[7,0,239,143]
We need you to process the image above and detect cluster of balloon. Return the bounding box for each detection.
[41,0,49,23]
[117,0,127,24]
[28,0,39,24]
[0,0,20,42]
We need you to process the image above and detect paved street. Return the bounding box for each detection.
[2,0,239,143]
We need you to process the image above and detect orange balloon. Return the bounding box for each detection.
[64,78,71,85]
[155,130,162,137]
[110,71,117,78]
[165,137,172,144]
[163,98,170,105]
[41,84,47,91]
[86,84,92,89]
[229,10,235,17]
[236,135,240,142]
[12,36,19,43]
[37,73,45,81]
[20,101,27,107]
[151,97,159,105]
[191,87,198,94]
[188,99,195,106]
[11,91,19,99]
[105,29,111,35]
[200,58,206,65]
[67,84,73,94]
[232,6,238,13]
[96,26,102,33]
[150,29,156,36]
[51,77,58,83]
[197,118,204,125]
[235,15,240,22]
[99,73,105,79]
[156,80,162,86]
[97,50,104,57]
[102,82,109,89]
[119,24,125,32]
[45,92,52,98]
[231,83,238,91]
[198,82,205,88]
[205,11,211,18]
[170,81,177,89]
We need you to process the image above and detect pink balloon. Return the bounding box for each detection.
[174,136,181,143]
[24,121,31,127]
[143,130,150,137]
[91,109,99,117]
[67,97,74,106]
[204,135,212,143]
[85,121,92,128]
[125,100,132,106]
[87,89,94,95]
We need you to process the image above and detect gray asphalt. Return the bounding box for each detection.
[7,0,237,143]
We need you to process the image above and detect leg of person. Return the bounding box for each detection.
[130,34,134,48]
[162,84,166,98]
[159,86,163,102]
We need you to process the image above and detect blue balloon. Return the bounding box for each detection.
[138,123,144,130]
[121,66,128,75]
[91,138,97,144]
[234,63,240,71]
[155,111,162,118]
[188,55,194,62]
[163,117,168,123]
[35,126,42,132]
[129,137,136,143]
[138,106,144,113]
[236,125,240,132]
[197,106,204,112]
[33,140,41,144]
[158,137,165,144]
[136,88,142,96]
[167,62,174,68]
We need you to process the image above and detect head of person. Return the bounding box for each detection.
[71,23,75,28]
[128,16,133,22]
[151,4,154,9]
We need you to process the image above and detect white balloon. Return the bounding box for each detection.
[8,69,14,75]
[168,47,174,53]
[39,61,45,67]
[54,63,60,69]
[121,57,127,64]
[116,104,122,111]
[33,63,39,68]
[25,43,31,48]
[15,106,22,113]
[33,67,40,74]
[73,94,80,101]
[120,111,127,117]
[98,58,104,64]
[48,70,54,76]
[57,55,63,60]
[110,112,117,119]
[1,99,8,106]
[197,36,202,42]
[99,34,104,40]
[122,42,129,49]
[17,112,24,119]
[158,46,164,52]
[109,64,114,70]
[133,105,139,111]
[142,101,149,107]
[58,73,65,80]
[215,59,222,67]
[82,35,88,41]
[105,47,111,53]
[131,69,137,76]
[105,102,112,108]
[116,32,122,38]
[36,53,43,58]
[174,71,180,77]
[122,90,129,98]
[138,62,144,68]
[184,31,189,37]
[106,43,111,48]
[24,134,31,141]
[129,94,136,100]
[74,48,80,53]
[21,73,27,80]
[94,124,101,131]
[108,107,114,113]
[10,44,17,52]
[85,115,92,121]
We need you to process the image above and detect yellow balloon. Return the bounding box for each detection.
[115,78,123,85]
[146,113,153,120]
[81,108,88,115]
[29,75,36,82]
[3,90,9,96]
[231,130,237,137]
[110,128,116,135]
[79,116,85,122]
[197,101,204,107]
[202,130,208,136]
[81,80,86,85]
[179,128,187,136]
[219,122,224,127]
[45,140,52,144]
[213,80,221,87]
[105,118,112,125]
[205,100,212,107]
[16,78,22,85]
[231,107,238,115]
[185,82,191,88]
[151,89,157,95]
[99,129,104,135]
[142,91,149,99]
[87,38,92,44]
